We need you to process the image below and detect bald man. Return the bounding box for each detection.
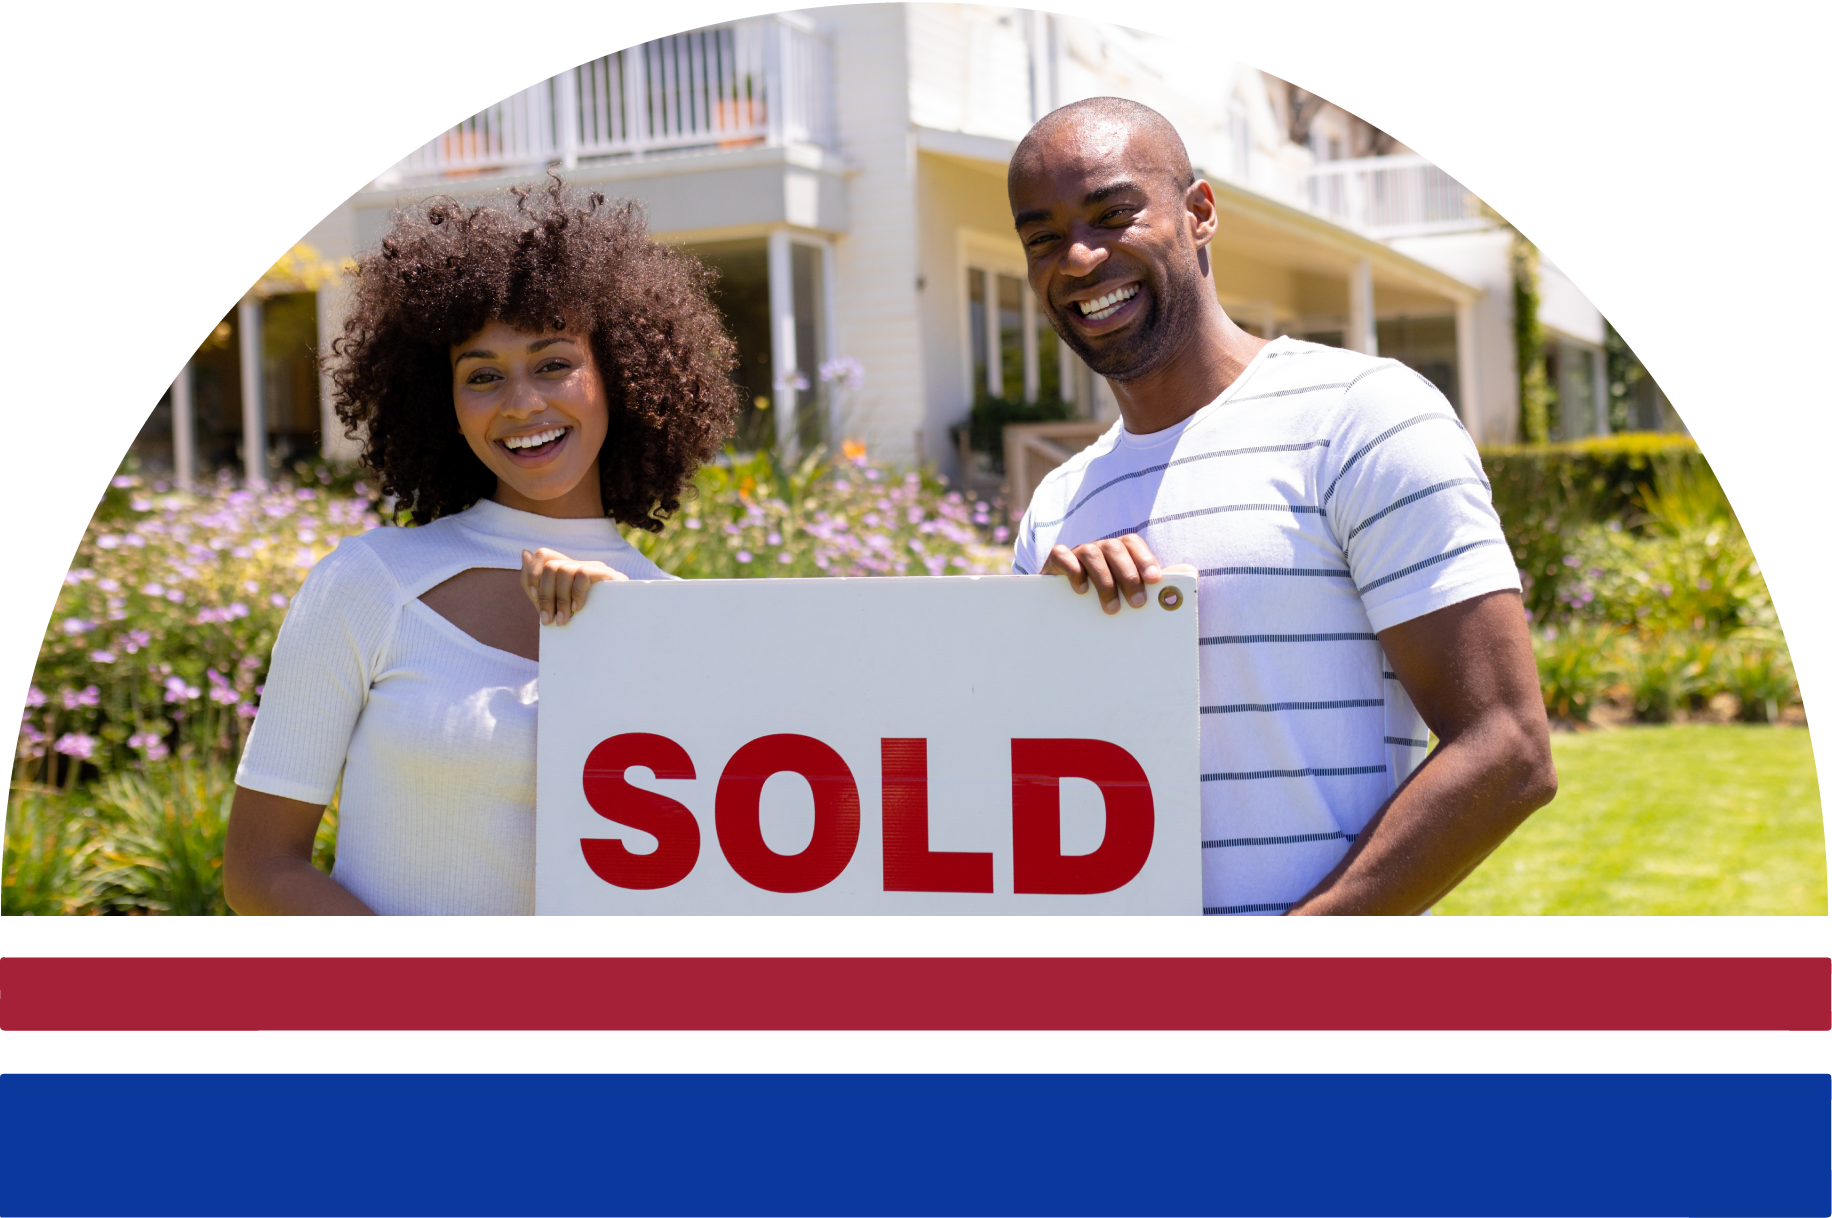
[1008,98,1555,915]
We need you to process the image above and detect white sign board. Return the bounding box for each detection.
[535,574,1199,914]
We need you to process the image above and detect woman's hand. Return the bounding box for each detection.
[521,547,629,626]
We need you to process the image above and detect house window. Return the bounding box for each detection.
[692,239,774,451]
[965,262,1074,410]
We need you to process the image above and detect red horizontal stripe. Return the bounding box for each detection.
[2,957,1824,1031]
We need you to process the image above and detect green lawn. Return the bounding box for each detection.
[1438,724,1826,915]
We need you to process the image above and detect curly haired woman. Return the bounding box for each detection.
[224,180,739,914]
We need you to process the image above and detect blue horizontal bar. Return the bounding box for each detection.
[2,1074,1824,1216]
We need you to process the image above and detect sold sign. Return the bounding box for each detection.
[535,576,1199,914]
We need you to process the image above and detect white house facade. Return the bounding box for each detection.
[148,4,1635,489]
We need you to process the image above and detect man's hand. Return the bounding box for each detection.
[521,547,629,626]
[1042,534,1197,614]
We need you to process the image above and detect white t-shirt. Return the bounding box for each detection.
[1012,337,1520,914]
[235,498,670,915]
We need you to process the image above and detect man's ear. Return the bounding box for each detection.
[1186,178,1218,250]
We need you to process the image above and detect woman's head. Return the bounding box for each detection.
[331,178,740,528]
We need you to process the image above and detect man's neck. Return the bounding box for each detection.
[1111,309,1270,436]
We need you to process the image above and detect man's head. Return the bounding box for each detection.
[1009,98,1217,382]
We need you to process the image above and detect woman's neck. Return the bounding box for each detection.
[491,465,606,519]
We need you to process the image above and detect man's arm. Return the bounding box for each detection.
[1286,590,1556,915]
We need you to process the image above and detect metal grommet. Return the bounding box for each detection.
[1157,586,1183,610]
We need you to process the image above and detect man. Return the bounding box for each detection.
[1007,98,1555,914]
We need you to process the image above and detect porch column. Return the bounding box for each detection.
[237,296,267,489]
[1455,300,1480,441]
[170,361,197,490]
[767,228,798,455]
[1348,258,1377,356]
[1593,344,1611,435]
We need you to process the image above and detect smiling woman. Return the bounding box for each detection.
[221,179,741,915]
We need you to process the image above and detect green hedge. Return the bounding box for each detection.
[1480,434,1713,621]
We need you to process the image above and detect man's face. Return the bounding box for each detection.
[1010,123,1208,382]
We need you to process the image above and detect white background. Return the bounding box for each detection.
[0,0,1825,1079]
[536,575,1201,914]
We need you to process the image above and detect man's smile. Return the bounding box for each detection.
[1064,281,1146,335]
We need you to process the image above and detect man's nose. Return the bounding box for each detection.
[1065,240,1108,276]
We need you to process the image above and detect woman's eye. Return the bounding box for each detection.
[466,369,502,385]
[536,359,571,375]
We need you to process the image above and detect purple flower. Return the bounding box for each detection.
[735,550,753,564]
[777,552,793,564]
[236,702,258,720]
[817,356,866,391]
[993,527,1010,543]
[89,649,117,664]
[141,582,164,597]
[1562,554,1581,568]
[269,594,288,608]
[54,733,96,761]
[60,618,94,636]
[24,686,46,708]
[163,675,201,703]
[128,731,169,761]
[164,589,186,604]
[96,534,121,550]
[124,629,152,654]
[766,532,782,546]
[97,577,120,592]
[111,475,136,489]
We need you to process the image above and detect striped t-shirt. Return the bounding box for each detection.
[1011,337,1520,914]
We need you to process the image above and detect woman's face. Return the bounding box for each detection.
[451,320,610,518]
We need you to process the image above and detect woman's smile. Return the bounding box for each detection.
[498,424,574,464]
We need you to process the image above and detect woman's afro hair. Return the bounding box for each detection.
[329,176,740,529]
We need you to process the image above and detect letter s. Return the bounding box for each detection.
[580,733,699,889]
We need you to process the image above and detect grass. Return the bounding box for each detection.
[1439,724,1825,915]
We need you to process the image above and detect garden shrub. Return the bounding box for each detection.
[1717,633,1797,724]
[25,470,385,779]
[2,789,99,916]
[1480,433,1713,623]
[959,395,1073,471]
[625,449,1009,579]
[84,759,235,916]
[1530,622,1623,724]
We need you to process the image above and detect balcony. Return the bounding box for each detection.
[377,15,835,185]
[1305,154,1488,239]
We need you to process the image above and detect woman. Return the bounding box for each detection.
[224,180,740,914]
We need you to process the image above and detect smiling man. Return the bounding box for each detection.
[1007,98,1556,915]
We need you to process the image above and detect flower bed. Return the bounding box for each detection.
[8,451,1010,914]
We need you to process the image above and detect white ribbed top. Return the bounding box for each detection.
[235,498,670,915]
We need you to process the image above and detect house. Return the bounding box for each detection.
[145,4,1657,494]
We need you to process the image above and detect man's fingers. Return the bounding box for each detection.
[1122,534,1163,587]
[1045,544,1089,593]
[1078,545,1123,614]
[1097,538,1144,610]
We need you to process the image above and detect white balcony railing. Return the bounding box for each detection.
[383,16,834,183]
[1305,154,1487,238]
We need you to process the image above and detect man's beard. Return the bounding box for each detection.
[1050,254,1205,383]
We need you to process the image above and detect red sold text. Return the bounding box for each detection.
[581,734,1154,894]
